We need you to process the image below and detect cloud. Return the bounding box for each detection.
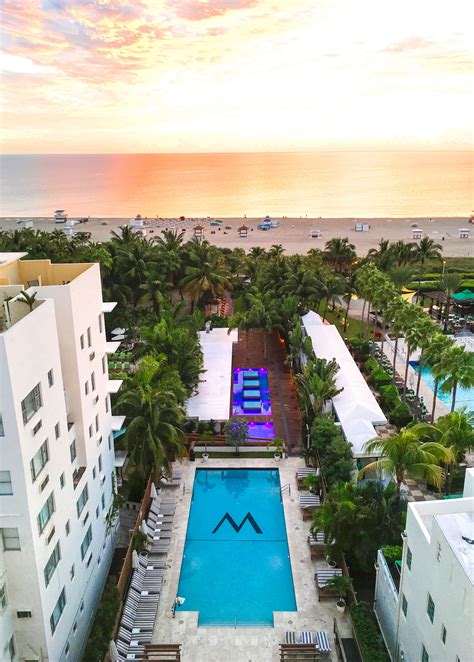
[383,36,435,53]
[170,0,259,22]
[0,51,56,74]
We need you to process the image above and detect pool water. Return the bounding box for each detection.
[247,422,275,442]
[176,469,296,626]
[232,368,272,416]
[410,361,474,413]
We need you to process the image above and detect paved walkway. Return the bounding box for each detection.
[152,458,350,662]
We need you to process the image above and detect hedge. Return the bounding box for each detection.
[351,602,390,662]
[81,577,121,662]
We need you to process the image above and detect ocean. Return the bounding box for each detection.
[0,151,472,218]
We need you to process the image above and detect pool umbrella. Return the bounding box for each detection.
[151,482,158,499]
[141,520,148,536]
[132,550,139,569]
[109,641,119,661]
[451,289,474,301]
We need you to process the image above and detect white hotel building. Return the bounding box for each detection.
[0,253,124,661]
[375,469,474,662]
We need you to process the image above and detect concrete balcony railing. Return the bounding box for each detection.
[72,466,86,489]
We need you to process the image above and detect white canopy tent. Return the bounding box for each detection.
[185,327,238,422]
[301,312,386,457]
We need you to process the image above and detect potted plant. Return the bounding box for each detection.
[326,574,352,613]
[272,438,284,460]
[132,530,148,554]
[200,434,210,461]
[325,545,337,568]
[303,473,321,494]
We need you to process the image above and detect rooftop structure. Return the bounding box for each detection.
[185,327,238,423]
[0,254,121,660]
[375,469,474,662]
[301,311,386,457]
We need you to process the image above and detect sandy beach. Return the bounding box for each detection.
[1,216,473,257]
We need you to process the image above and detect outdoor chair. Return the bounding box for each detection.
[300,632,314,644]
[285,632,297,644]
[315,631,331,654]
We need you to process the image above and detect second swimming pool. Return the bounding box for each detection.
[175,469,296,626]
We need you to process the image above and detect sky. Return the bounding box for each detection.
[0,0,473,153]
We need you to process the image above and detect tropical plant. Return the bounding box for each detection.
[439,345,474,412]
[17,290,37,312]
[414,237,442,294]
[359,428,453,492]
[324,237,356,272]
[423,334,454,421]
[325,574,352,601]
[441,272,462,332]
[224,417,248,455]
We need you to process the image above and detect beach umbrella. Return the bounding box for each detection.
[451,289,474,301]
[109,641,119,661]
[111,327,125,335]
[150,482,158,499]
[141,520,148,536]
[132,550,139,569]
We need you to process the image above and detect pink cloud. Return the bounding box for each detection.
[171,0,259,22]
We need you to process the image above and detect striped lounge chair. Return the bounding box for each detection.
[315,630,331,654]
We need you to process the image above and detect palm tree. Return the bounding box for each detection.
[116,243,158,306]
[17,290,37,312]
[391,240,416,267]
[402,308,426,394]
[439,345,474,412]
[281,267,323,312]
[388,266,413,292]
[414,237,442,295]
[441,273,462,332]
[368,239,392,270]
[179,259,231,311]
[412,317,437,406]
[321,275,345,321]
[268,244,285,258]
[229,291,279,359]
[324,237,356,273]
[423,333,453,421]
[386,299,409,379]
[342,272,358,332]
[118,377,186,481]
[359,428,453,492]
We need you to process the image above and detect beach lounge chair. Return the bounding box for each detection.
[285,632,297,644]
[315,631,331,654]
[314,568,342,588]
[299,632,314,644]
[299,493,321,519]
[296,467,319,488]
[308,531,326,558]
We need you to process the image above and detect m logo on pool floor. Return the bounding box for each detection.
[212,512,263,534]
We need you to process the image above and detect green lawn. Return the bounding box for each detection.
[319,302,367,339]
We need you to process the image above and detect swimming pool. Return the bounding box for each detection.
[247,421,275,442]
[410,361,474,413]
[232,368,272,416]
[176,469,296,626]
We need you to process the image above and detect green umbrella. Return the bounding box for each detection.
[451,289,474,301]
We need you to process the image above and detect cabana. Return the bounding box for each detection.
[459,228,470,239]
[193,225,205,239]
[185,327,238,427]
[301,311,387,458]
[238,225,249,237]
[412,228,423,240]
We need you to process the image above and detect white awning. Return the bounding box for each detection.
[302,312,387,457]
[102,302,117,313]
[107,380,123,394]
[185,328,238,422]
[111,415,126,431]
[105,342,121,354]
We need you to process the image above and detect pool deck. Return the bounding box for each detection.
[152,458,350,661]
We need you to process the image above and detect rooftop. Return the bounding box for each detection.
[185,327,238,422]
[0,255,93,288]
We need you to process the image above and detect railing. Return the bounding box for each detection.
[116,473,153,596]
[280,483,291,496]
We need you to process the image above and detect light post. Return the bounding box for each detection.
[442,260,446,279]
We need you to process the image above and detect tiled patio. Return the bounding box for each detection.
[151,458,351,661]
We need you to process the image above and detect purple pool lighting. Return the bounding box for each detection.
[247,422,275,442]
[232,367,272,416]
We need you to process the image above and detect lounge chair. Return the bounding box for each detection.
[315,631,331,654]
[299,632,314,644]
[285,632,297,644]
[299,493,321,519]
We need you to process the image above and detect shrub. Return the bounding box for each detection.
[382,545,403,564]
[364,357,379,374]
[371,369,392,388]
[126,470,147,502]
[379,384,399,409]
[81,577,121,662]
[351,338,371,362]
[389,402,413,428]
[311,416,354,487]
[351,602,390,662]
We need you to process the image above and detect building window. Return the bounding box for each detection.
[95,506,99,519]
[47,369,54,387]
[65,642,70,657]
[95,414,99,432]
[70,564,75,581]
[436,542,442,563]
[38,493,55,535]
[55,422,60,439]
[65,520,70,536]
[91,372,96,392]
[421,644,429,662]
[30,440,49,482]
[50,587,66,634]
[427,594,435,623]
[81,526,92,560]
[0,471,13,496]
[80,334,84,350]
[108,434,112,450]
[70,440,77,463]
[60,473,65,489]
[73,621,77,633]
[89,425,93,438]
[1,528,20,551]
[98,314,103,333]
[76,484,89,517]
[402,594,408,617]
[102,356,106,374]
[0,413,4,436]
[92,467,96,480]
[105,396,109,413]
[98,454,103,473]
[85,381,89,396]
[21,383,42,424]
[406,546,412,570]
[87,327,92,347]
[101,492,105,511]
[44,541,61,587]
[0,583,7,609]
[80,600,84,613]
[441,625,447,644]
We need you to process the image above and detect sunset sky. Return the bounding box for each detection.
[1,0,472,153]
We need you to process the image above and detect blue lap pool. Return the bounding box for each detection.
[232,367,272,416]
[175,469,296,626]
[410,361,474,413]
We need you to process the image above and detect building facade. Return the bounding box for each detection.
[0,254,123,661]
[375,469,474,662]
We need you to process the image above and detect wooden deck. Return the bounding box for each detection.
[232,329,302,454]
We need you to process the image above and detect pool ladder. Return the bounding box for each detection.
[280,483,291,496]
